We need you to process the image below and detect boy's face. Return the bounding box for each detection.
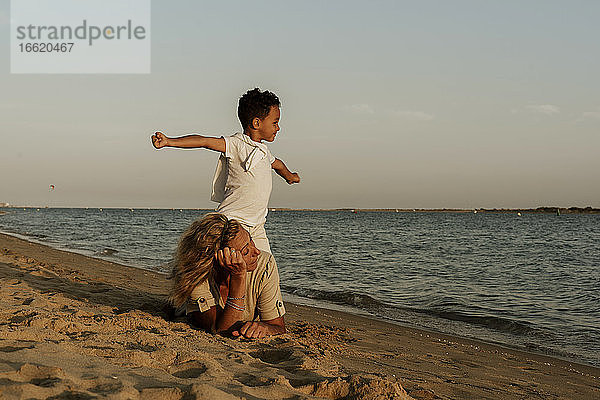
[253,106,280,142]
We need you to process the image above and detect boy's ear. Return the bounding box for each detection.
[252,117,261,130]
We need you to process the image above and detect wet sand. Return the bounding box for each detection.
[0,232,598,399]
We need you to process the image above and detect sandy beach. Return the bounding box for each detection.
[0,232,598,399]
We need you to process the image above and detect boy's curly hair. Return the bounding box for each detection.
[238,88,280,130]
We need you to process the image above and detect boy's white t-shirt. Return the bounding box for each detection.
[211,132,275,227]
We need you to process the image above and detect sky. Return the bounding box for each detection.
[1,0,599,209]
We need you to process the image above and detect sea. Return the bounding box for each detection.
[0,207,598,367]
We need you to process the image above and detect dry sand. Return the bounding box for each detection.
[0,232,598,399]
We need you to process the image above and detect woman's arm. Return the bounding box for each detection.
[191,307,217,333]
[214,247,247,334]
[190,278,246,334]
[189,247,248,334]
[215,274,247,334]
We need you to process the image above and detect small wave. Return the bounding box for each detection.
[281,285,383,308]
[418,309,538,335]
[95,248,119,256]
[281,285,539,336]
[30,233,48,239]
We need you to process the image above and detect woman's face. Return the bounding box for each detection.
[228,228,260,271]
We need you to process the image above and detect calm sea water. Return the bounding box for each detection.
[1,208,598,366]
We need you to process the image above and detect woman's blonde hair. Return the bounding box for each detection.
[169,213,242,309]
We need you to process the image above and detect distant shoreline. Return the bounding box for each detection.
[1,206,599,214]
[269,206,600,214]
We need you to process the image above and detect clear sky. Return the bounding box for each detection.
[1,1,599,209]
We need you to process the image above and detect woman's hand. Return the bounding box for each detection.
[231,317,286,339]
[216,247,247,277]
[232,322,269,339]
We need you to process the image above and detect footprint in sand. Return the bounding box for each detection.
[168,361,208,379]
[89,379,124,395]
[234,372,276,387]
[226,353,246,364]
[47,391,96,400]
[249,348,295,364]
[29,376,62,388]
[248,347,325,385]
[12,363,67,391]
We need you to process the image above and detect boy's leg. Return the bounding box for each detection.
[245,223,271,254]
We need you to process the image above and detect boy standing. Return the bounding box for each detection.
[151,88,299,253]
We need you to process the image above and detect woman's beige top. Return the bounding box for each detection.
[186,250,286,321]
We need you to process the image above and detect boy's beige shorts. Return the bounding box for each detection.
[241,223,271,254]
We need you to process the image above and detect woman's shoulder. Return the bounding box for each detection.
[258,250,276,266]
[251,251,277,279]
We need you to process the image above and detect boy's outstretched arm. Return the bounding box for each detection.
[151,132,225,153]
[272,158,300,184]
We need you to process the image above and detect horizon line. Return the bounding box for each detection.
[2,205,599,212]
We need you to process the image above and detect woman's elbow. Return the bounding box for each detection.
[190,311,217,333]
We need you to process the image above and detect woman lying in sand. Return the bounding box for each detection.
[169,213,286,339]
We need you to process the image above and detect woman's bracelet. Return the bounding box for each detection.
[225,300,245,312]
[227,295,246,301]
